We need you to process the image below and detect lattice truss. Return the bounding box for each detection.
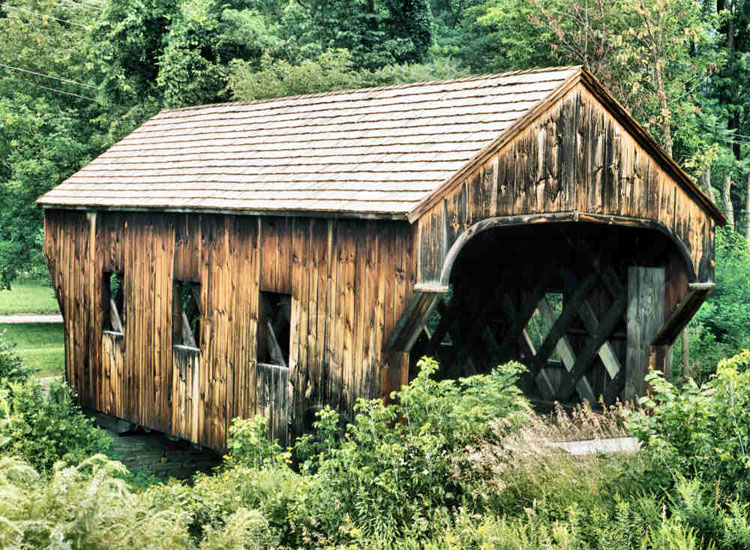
[412,250,628,405]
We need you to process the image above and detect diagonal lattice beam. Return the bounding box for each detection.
[556,289,627,401]
[529,273,597,375]
[536,297,596,402]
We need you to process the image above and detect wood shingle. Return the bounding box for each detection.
[38,66,581,216]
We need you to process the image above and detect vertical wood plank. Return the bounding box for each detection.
[624,267,665,400]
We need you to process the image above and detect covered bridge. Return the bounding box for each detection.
[38,66,724,450]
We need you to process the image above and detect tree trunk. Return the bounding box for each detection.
[639,0,673,157]
[681,329,690,378]
[702,166,715,203]
[722,171,735,229]
[654,67,673,157]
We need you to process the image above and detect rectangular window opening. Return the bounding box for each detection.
[173,280,201,350]
[258,291,291,367]
[103,271,125,334]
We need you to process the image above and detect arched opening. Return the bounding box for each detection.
[409,221,687,407]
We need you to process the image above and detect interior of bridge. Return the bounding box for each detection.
[408,222,685,407]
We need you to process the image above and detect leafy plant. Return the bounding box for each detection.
[628,352,750,497]
[226,415,287,470]
[0,380,110,472]
[0,332,33,384]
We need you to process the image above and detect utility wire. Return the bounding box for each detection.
[0,3,89,28]
[55,0,102,10]
[0,63,96,89]
[0,74,96,101]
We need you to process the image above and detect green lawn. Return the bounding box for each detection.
[0,323,64,378]
[0,279,59,315]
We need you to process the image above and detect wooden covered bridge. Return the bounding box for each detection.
[39,66,724,449]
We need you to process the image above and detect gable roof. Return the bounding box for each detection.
[37,65,724,224]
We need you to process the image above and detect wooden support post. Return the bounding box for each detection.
[624,267,665,401]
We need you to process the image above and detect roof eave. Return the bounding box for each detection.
[36,202,411,222]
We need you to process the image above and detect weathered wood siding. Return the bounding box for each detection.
[414,83,715,286]
[44,210,414,450]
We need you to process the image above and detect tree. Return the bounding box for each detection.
[0,0,104,287]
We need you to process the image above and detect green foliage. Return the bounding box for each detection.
[0,454,193,549]
[287,358,530,544]
[214,358,529,545]
[682,227,750,379]
[0,332,33,384]
[199,507,277,550]
[3,356,750,548]
[226,415,287,469]
[0,331,108,470]
[0,380,111,471]
[228,49,362,101]
[628,353,750,497]
[227,49,469,102]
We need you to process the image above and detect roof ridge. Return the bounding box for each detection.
[159,65,583,115]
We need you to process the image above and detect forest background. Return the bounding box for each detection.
[1,0,749,378]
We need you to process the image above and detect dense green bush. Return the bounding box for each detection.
[220,358,530,545]
[0,331,33,384]
[0,332,110,472]
[0,380,111,471]
[4,354,750,548]
[0,454,193,549]
[629,350,750,497]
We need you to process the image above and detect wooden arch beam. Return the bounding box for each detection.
[432,211,700,290]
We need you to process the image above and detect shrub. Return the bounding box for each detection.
[628,352,750,497]
[199,508,278,550]
[0,332,32,384]
[288,358,530,545]
[226,415,287,469]
[0,380,110,471]
[0,454,193,550]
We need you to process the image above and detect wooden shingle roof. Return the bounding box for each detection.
[38,66,584,217]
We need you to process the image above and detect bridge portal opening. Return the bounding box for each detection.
[409,222,685,407]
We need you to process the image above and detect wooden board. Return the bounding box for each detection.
[624,267,665,400]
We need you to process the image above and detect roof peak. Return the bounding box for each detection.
[160,65,583,115]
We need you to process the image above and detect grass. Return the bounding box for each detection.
[0,279,59,315]
[0,323,64,378]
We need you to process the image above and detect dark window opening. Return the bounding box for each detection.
[174,280,201,349]
[258,292,291,367]
[103,271,125,333]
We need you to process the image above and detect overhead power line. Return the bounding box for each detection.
[0,63,96,89]
[0,74,96,101]
[55,0,102,10]
[0,3,89,28]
